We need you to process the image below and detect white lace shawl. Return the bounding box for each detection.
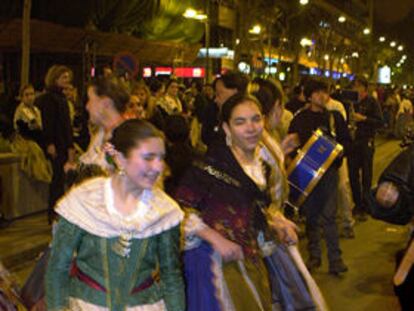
[56,177,184,239]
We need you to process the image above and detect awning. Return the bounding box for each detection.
[0,19,201,64]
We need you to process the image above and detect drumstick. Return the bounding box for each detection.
[287,245,329,311]
[394,238,414,286]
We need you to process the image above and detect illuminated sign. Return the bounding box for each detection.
[155,67,173,76]
[378,66,391,84]
[174,67,205,78]
[143,67,152,78]
[198,48,234,59]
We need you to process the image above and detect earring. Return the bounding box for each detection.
[225,134,232,147]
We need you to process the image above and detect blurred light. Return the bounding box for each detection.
[265,67,278,74]
[338,16,346,23]
[379,36,386,42]
[397,63,401,67]
[363,28,370,35]
[324,70,330,77]
[398,45,404,51]
[143,67,152,78]
[183,8,207,20]
[235,38,240,45]
[300,37,313,47]
[249,25,261,34]
[390,41,397,47]
[238,62,251,74]
[279,72,286,81]
[324,54,329,61]
[282,37,288,42]
[403,85,407,89]
[352,52,359,58]
[183,8,197,18]
[307,51,312,57]
[319,21,330,28]
[340,58,345,64]
[287,67,291,72]
[402,54,407,59]
[194,14,207,20]
[299,0,309,5]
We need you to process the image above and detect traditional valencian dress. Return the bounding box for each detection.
[45,177,185,311]
[12,102,52,184]
[173,136,316,311]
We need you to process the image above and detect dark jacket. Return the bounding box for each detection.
[35,87,73,156]
[354,95,383,141]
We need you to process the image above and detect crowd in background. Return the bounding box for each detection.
[1,63,414,310]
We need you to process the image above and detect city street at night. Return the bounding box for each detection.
[1,0,414,310]
[0,137,408,310]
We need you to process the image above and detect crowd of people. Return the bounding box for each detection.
[1,63,414,310]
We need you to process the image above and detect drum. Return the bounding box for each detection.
[287,129,343,208]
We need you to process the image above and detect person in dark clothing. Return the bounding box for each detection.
[200,71,249,147]
[348,76,384,221]
[163,115,201,194]
[285,85,306,115]
[35,65,75,223]
[370,144,414,310]
[288,79,351,275]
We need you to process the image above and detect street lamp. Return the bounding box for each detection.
[398,45,404,51]
[299,0,309,5]
[363,27,370,35]
[300,37,313,47]
[379,36,386,42]
[390,41,397,47]
[183,8,210,82]
[338,16,346,23]
[249,25,262,35]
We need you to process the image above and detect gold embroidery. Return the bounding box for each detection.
[193,161,241,187]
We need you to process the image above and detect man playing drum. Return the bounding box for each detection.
[288,79,351,275]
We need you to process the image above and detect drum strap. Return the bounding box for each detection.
[328,112,337,139]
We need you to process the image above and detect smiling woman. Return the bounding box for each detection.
[172,94,311,311]
[46,119,185,311]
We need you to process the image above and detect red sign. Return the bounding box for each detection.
[174,67,205,78]
[155,67,173,76]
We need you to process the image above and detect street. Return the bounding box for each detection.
[1,137,408,310]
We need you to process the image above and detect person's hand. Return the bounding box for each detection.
[63,161,77,173]
[281,133,300,155]
[211,234,244,262]
[376,181,399,208]
[353,112,367,122]
[47,144,57,159]
[269,213,299,245]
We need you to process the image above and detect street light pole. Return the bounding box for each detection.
[183,7,210,82]
[205,1,211,83]
[205,19,210,83]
